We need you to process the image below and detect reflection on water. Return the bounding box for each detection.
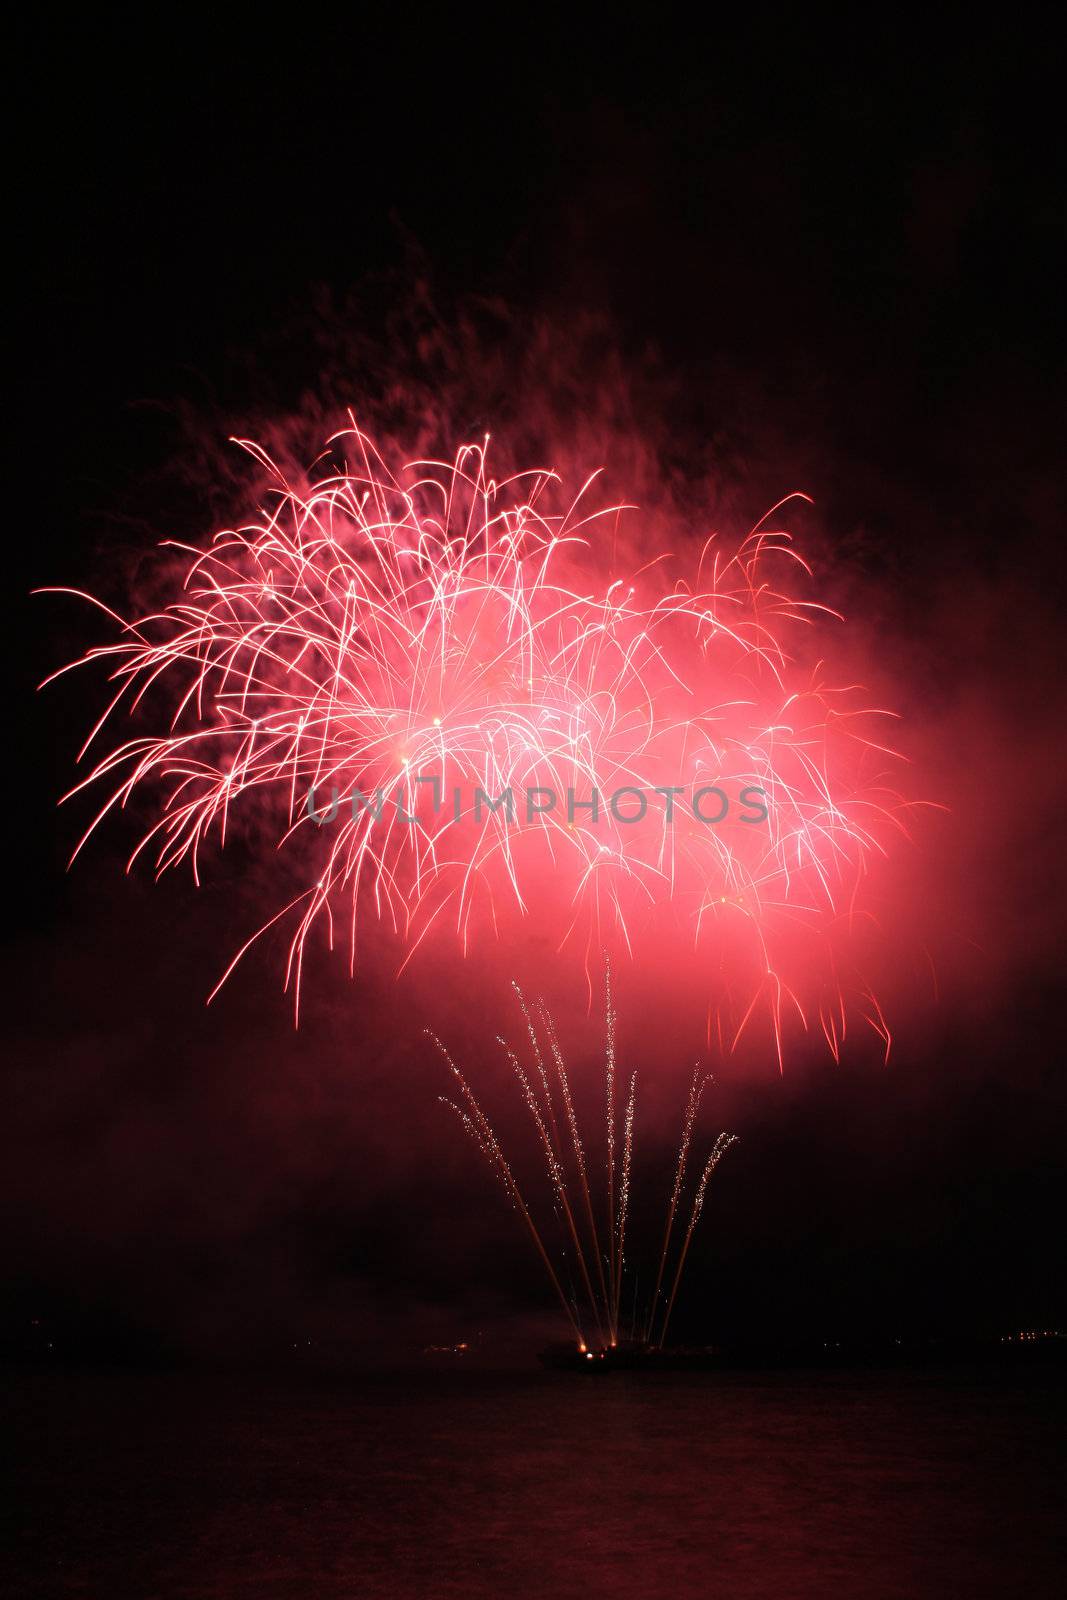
[5,1366,1065,1597]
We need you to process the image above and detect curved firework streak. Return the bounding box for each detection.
[42,419,918,1060]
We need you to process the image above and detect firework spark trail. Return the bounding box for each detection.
[439,1095,584,1346]
[438,976,737,1349]
[537,999,612,1322]
[512,982,566,1163]
[657,1132,740,1349]
[604,953,618,1307]
[499,1031,607,1346]
[644,1065,709,1341]
[45,422,918,1061]
[614,1071,637,1334]
[429,1032,585,1345]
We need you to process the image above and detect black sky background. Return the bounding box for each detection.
[5,15,1066,1363]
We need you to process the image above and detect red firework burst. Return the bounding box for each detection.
[43,419,919,1064]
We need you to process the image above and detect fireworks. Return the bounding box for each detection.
[44,420,915,1061]
[432,968,738,1350]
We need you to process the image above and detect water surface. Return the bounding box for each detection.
[4,1365,1064,1597]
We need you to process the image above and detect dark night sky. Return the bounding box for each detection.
[5,15,1066,1363]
